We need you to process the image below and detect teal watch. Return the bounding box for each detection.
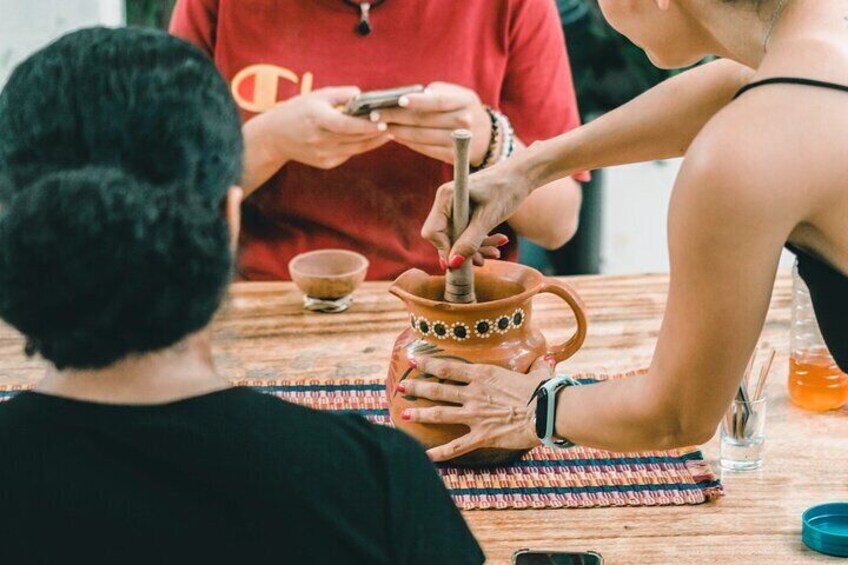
[532,375,580,449]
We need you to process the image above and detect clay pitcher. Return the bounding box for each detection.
[386,260,588,466]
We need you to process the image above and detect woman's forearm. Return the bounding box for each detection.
[241,116,290,197]
[522,59,754,188]
[552,374,712,453]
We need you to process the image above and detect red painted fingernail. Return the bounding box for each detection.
[408,357,418,369]
[449,254,465,269]
[401,409,412,421]
[496,235,510,247]
[396,383,407,394]
[544,354,557,367]
[438,256,446,272]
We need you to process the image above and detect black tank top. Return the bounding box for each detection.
[734,78,848,372]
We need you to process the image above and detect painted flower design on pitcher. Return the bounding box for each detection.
[474,319,494,338]
[409,308,525,342]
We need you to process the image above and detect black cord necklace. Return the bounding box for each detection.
[341,0,387,36]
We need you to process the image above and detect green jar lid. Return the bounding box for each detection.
[803,502,848,557]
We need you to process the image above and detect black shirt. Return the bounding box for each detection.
[790,243,848,372]
[0,387,484,564]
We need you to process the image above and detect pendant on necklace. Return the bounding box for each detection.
[356,2,372,35]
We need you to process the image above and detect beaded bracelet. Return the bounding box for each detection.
[472,106,516,171]
[495,111,515,163]
[471,106,500,172]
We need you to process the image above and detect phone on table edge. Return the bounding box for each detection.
[512,549,604,565]
[343,84,425,116]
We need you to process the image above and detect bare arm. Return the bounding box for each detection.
[526,58,754,186]
[423,59,756,261]
[549,89,817,451]
[554,144,790,450]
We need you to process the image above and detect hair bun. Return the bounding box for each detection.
[0,26,242,370]
[0,166,232,369]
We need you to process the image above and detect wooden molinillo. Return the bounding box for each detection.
[444,129,477,304]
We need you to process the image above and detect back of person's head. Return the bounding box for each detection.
[0,27,243,370]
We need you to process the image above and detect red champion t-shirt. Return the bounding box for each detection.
[171,0,587,281]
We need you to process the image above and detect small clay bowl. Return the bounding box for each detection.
[288,249,369,300]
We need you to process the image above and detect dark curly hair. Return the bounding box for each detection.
[0,27,243,370]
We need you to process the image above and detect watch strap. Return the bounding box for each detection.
[535,375,580,449]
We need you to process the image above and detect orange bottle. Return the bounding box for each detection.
[789,261,848,411]
[789,353,848,411]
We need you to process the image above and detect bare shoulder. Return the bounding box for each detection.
[680,78,847,219]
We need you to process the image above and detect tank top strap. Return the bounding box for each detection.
[734,77,848,100]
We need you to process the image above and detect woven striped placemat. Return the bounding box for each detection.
[0,372,722,511]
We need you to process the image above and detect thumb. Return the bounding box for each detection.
[314,86,361,106]
[529,353,557,376]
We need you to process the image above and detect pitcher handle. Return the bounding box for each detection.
[539,279,588,363]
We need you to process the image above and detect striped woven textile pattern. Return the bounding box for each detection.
[0,373,723,511]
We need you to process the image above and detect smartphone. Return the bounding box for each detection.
[344,84,425,116]
[512,549,603,565]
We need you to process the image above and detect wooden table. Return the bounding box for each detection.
[1,273,846,564]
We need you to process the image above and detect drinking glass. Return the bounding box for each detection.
[720,396,767,471]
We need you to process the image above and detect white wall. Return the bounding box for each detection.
[0,0,123,87]
[600,158,793,274]
[600,159,679,274]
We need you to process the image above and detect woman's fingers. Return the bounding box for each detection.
[312,86,362,106]
[400,88,466,114]
[420,183,510,268]
[404,405,469,425]
[450,166,533,264]
[448,214,491,265]
[426,434,485,462]
[470,236,509,266]
[401,379,466,404]
[393,140,452,163]
[337,132,393,145]
[376,107,473,129]
[472,248,500,266]
[413,357,479,384]
[340,134,392,156]
[529,353,558,376]
[481,233,510,248]
[479,246,501,259]
[387,125,449,147]
[317,105,387,136]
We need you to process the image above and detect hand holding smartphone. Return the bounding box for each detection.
[344,84,425,116]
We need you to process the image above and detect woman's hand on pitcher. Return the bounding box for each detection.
[398,354,556,462]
